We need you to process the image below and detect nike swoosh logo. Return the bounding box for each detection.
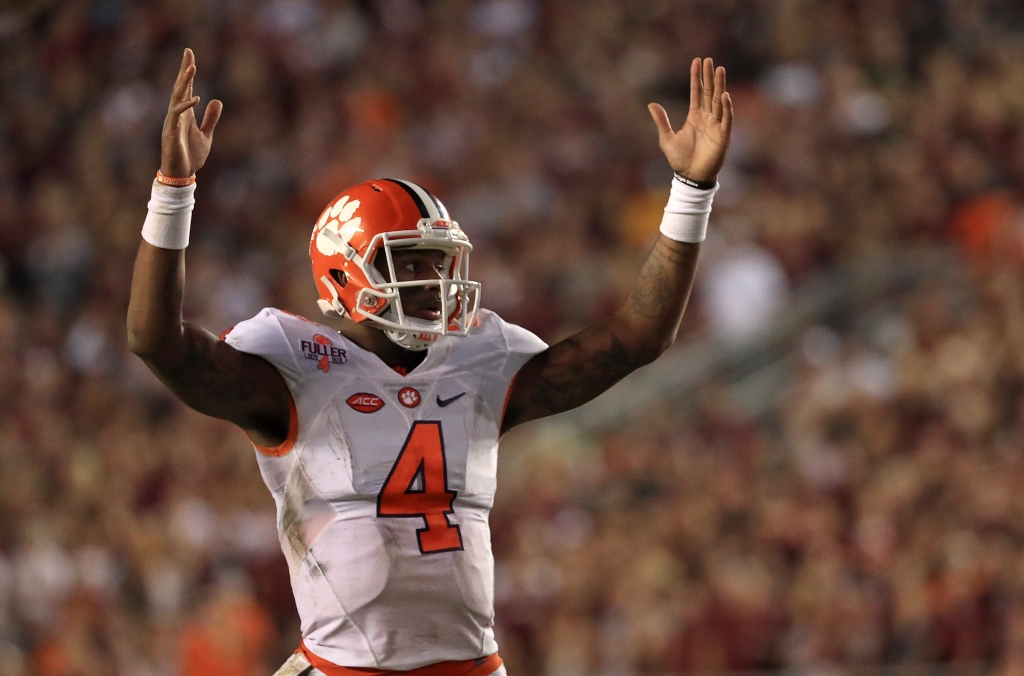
[436,392,466,407]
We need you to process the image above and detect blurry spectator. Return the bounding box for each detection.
[700,219,791,341]
[178,569,273,676]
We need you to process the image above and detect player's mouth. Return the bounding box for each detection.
[402,295,443,322]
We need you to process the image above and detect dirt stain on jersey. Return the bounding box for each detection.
[281,463,338,574]
[325,409,353,472]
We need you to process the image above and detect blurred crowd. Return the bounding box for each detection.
[1,0,1024,674]
[493,264,1024,674]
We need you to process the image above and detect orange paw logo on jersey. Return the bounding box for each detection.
[398,387,421,408]
[347,393,384,413]
[300,334,348,373]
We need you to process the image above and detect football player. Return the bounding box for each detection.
[127,49,733,676]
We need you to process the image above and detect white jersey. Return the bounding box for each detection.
[224,308,546,670]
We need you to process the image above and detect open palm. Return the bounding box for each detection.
[161,48,222,179]
[649,58,733,184]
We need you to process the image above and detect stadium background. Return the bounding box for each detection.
[2,0,1024,674]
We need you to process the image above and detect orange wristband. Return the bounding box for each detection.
[156,171,196,187]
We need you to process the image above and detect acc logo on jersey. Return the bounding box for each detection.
[301,334,348,373]
[398,387,421,408]
[347,393,384,413]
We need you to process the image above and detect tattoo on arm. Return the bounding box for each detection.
[625,237,698,321]
[129,244,290,445]
[145,323,290,440]
[503,325,647,430]
[502,237,701,432]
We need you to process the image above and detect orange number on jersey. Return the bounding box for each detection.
[377,421,463,554]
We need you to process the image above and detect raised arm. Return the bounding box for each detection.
[127,49,291,447]
[502,57,734,432]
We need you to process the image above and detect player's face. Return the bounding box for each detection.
[374,249,448,321]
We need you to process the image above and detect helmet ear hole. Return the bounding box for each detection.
[330,269,347,287]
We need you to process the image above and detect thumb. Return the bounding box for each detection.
[200,99,223,137]
[647,103,673,142]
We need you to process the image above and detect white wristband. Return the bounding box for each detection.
[142,180,196,249]
[659,177,719,243]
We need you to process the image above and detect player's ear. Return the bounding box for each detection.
[330,269,347,287]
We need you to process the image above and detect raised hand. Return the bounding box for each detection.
[161,48,223,179]
[648,57,733,184]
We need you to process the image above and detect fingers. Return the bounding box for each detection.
[702,58,714,112]
[689,58,701,111]
[647,102,673,142]
[166,49,206,125]
[170,95,200,117]
[200,99,224,137]
[692,57,724,115]
[721,92,734,137]
[170,66,196,109]
[170,49,196,104]
[712,66,726,121]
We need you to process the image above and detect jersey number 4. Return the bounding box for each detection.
[377,421,464,554]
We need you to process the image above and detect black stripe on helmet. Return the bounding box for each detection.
[425,191,449,220]
[381,178,432,219]
[397,180,447,222]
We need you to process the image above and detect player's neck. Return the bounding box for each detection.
[332,318,427,372]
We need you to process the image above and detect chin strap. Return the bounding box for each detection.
[382,316,440,351]
[317,276,349,318]
[317,299,342,317]
[318,270,463,351]
[384,328,433,351]
[317,279,433,351]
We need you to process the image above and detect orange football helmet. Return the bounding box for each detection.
[310,178,481,351]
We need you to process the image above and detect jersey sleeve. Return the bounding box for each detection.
[496,317,548,380]
[222,308,306,387]
[449,310,547,426]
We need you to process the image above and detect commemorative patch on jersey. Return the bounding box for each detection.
[300,334,348,373]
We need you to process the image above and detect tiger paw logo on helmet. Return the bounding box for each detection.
[309,179,482,352]
[313,196,362,259]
